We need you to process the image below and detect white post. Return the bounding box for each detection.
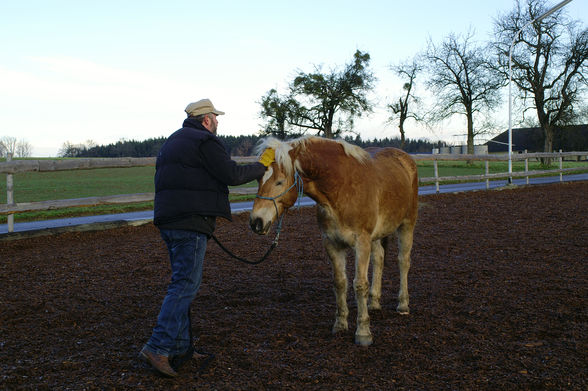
[559,149,563,182]
[485,160,489,190]
[434,159,439,193]
[507,0,573,184]
[6,153,14,233]
[525,150,529,185]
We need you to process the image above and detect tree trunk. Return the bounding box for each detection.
[543,124,554,152]
[542,123,554,166]
[466,110,474,154]
[466,109,474,164]
[399,112,406,150]
[324,124,333,139]
[536,101,553,165]
[324,109,335,139]
[278,120,286,140]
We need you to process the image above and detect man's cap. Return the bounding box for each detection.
[185,99,225,117]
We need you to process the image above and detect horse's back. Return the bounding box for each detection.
[370,147,417,186]
[369,147,419,225]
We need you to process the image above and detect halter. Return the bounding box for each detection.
[210,170,304,266]
[256,170,304,214]
[254,169,304,245]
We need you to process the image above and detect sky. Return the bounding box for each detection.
[1,0,586,157]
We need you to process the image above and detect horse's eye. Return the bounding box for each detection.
[275,181,284,186]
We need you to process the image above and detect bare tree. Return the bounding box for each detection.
[387,58,422,150]
[16,139,33,157]
[59,141,86,158]
[493,0,588,153]
[0,136,18,158]
[85,140,97,150]
[424,29,503,154]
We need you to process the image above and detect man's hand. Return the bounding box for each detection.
[258,148,275,167]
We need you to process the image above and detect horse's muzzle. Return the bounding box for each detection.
[249,217,269,235]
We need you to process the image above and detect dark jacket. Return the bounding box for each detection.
[153,118,265,232]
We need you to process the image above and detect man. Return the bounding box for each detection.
[140,99,274,377]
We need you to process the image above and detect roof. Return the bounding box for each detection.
[486,124,588,153]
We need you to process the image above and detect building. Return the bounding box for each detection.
[486,124,588,153]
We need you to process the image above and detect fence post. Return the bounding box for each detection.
[559,149,563,182]
[6,153,14,233]
[434,159,439,193]
[525,150,529,185]
[485,160,489,190]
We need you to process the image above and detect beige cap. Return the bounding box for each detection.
[185,99,225,117]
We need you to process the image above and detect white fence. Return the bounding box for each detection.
[413,150,588,193]
[2,152,587,233]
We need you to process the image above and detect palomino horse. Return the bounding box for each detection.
[249,136,418,346]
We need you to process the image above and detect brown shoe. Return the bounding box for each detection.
[139,347,178,377]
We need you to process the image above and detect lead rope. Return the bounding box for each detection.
[169,305,215,374]
[210,171,304,265]
[210,213,285,265]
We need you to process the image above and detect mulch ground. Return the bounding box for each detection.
[1,182,586,390]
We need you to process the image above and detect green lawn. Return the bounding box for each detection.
[0,166,259,203]
[1,159,586,223]
[0,165,258,223]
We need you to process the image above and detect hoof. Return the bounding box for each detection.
[396,305,410,315]
[332,319,348,334]
[368,302,381,311]
[355,333,373,346]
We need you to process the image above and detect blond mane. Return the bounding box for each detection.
[255,137,295,175]
[255,135,370,176]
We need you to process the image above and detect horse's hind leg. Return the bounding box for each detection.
[369,237,387,311]
[397,223,415,315]
[324,238,349,334]
[353,235,373,346]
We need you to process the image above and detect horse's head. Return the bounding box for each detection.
[249,139,300,235]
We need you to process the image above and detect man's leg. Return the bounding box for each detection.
[142,229,206,373]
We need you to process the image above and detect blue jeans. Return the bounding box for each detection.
[144,229,207,357]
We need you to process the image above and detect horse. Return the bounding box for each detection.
[249,136,418,346]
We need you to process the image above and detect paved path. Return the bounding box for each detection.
[2,173,586,235]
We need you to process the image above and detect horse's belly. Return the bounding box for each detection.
[317,205,358,246]
[372,207,406,237]
[317,203,398,247]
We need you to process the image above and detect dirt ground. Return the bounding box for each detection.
[1,182,586,390]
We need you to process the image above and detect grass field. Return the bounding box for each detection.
[1,159,587,223]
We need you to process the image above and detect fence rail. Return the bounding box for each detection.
[2,151,587,233]
[0,156,258,174]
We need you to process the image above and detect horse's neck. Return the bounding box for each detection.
[294,149,331,205]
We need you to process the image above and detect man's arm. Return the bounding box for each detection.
[199,139,266,186]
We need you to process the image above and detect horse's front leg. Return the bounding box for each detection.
[324,238,349,334]
[354,235,373,346]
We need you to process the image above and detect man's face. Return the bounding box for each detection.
[204,113,218,135]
